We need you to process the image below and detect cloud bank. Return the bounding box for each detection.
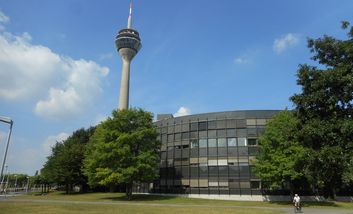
[0,11,109,120]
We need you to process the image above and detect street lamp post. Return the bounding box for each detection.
[4,169,9,194]
[0,116,13,183]
[0,165,8,193]
[26,176,30,193]
[14,174,17,192]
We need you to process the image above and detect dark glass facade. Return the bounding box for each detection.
[153,110,279,195]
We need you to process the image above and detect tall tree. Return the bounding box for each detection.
[41,127,94,194]
[254,110,306,194]
[84,108,160,200]
[290,22,353,199]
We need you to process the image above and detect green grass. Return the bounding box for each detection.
[0,201,282,214]
[1,191,352,214]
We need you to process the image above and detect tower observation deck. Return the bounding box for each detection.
[115,0,142,110]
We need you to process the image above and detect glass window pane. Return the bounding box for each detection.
[238,138,247,146]
[168,126,174,133]
[208,139,217,147]
[199,148,207,157]
[218,138,227,147]
[237,129,247,137]
[167,134,174,142]
[228,148,238,157]
[208,130,217,138]
[175,124,181,133]
[217,120,226,129]
[248,147,259,156]
[238,147,248,156]
[208,120,217,129]
[199,139,207,148]
[181,132,189,140]
[181,123,189,132]
[226,129,236,137]
[198,121,207,131]
[199,131,207,138]
[209,166,218,176]
[208,148,217,157]
[217,129,226,137]
[218,148,227,157]
[199,166,208,178]
[208,159,218,166]
[190,131,198,139]
[175,133,181,141]
[248,139,257,146]
[227,138,237,147]
[190,139,198,148]
[236,119,246,128]
[190,122,198,131]
[227,119,236,128]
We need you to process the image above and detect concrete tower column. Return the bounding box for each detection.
[118,48,136,110]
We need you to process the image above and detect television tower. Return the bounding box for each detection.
[115,0,142,110]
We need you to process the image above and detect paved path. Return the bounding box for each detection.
[1,198,352,214]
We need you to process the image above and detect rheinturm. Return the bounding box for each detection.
[115,0,142,110]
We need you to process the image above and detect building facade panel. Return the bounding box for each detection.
[154,110,279,195]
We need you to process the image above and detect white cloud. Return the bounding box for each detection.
[99,52,114,61]
[0,10,109,120]
[174,106,191,117]
[34,59,109,119]
[273,33,300,54]
[42,132,69,155]
[234,57,249,64]
[0,11,10,24]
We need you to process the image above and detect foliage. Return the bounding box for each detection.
[290,21,353,198]
[2,173,29,189]
[254,110,306,192]
[41,127,95,194]
[84,108,160,199]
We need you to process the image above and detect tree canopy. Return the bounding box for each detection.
[41,127,94,193]
[255,22,353,199]
[84,108,160,199]
[290,21,353,198]
[254,110,306,193]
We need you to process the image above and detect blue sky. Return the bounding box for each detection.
[0,0,353,175]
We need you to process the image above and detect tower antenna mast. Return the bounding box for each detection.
[127,0,132,29]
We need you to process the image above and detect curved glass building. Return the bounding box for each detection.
[153,110,279,196]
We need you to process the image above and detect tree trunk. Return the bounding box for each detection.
[65,183,69,194]
[126,183,133,200]
[331,185,336,200]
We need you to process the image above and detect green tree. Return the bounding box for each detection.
[41,127,94,194]
[290,22,353,199]
[254,110,306,194]
[84,108,160,200]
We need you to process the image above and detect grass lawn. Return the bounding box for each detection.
[0,191,352,214]
[0,201,282,214]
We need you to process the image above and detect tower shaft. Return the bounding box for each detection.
[118,49,134,110]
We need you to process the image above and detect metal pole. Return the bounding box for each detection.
[26,176,29,193]
[4,169,9,194]
[0,165,7,193]
[14,175,17,192]
[0,119,13,182]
